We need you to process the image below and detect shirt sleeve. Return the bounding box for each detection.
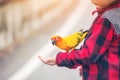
[56,18,115,68]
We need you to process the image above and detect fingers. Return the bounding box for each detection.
[38,55,56,66]
[38,56,47,63]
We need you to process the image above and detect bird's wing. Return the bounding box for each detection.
[64,32,81,48]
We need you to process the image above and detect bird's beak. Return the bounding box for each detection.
[51,40,56,45]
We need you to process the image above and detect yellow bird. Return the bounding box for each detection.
[51,30,88,52]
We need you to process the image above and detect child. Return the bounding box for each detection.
[39,0,120,80]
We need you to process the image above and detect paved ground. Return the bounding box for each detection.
[0,0,96,80]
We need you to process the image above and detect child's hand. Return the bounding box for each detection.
[38,55,56,66]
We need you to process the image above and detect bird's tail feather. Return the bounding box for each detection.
[79,30,88,41]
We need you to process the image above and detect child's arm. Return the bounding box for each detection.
[56,18,115,68]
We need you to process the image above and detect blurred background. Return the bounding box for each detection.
[0,0,96,80]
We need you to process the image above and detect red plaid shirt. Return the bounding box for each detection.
[56,1,120,80]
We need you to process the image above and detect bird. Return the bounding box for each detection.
[51,30,88,52]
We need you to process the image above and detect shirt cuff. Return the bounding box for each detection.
[56,52,68,67]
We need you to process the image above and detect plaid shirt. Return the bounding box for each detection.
[56,1,120,80]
